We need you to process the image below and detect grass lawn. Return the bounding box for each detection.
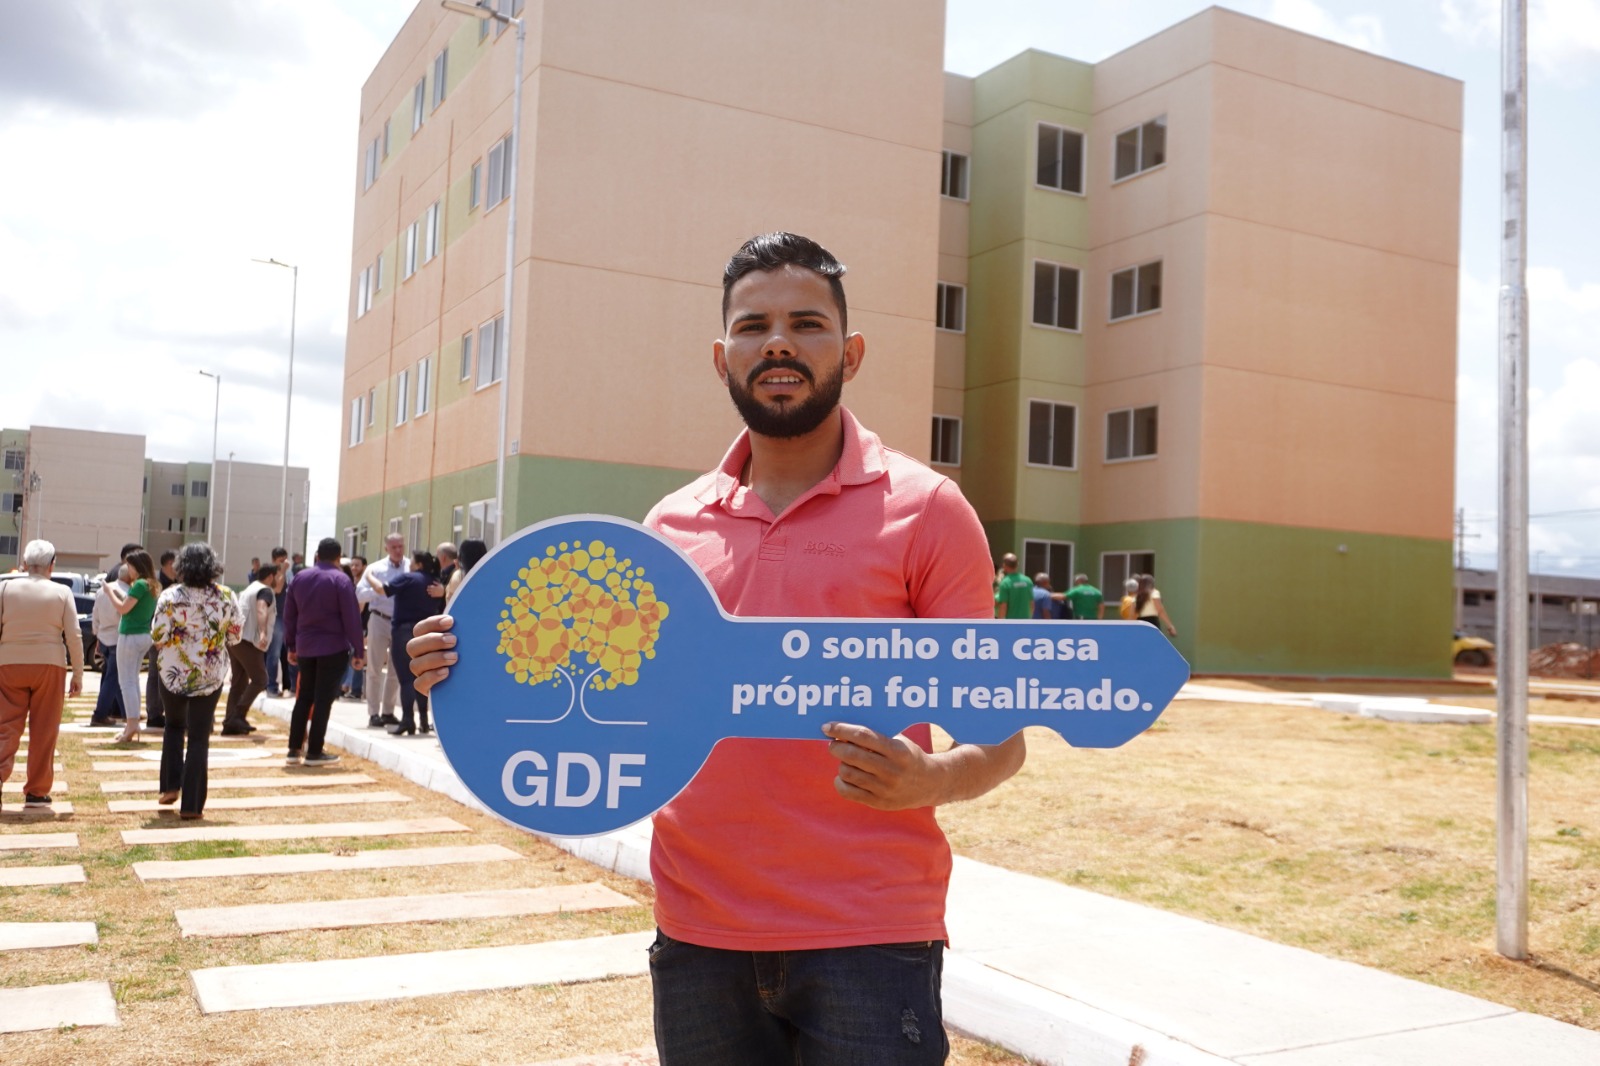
[937,696,1600,1031]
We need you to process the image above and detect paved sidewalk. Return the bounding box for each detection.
[258,686,1600,1065]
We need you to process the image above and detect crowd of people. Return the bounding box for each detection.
[0,531,486,818]
[991,552,1178,637]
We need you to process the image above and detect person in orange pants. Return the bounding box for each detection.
[0,539,85,810]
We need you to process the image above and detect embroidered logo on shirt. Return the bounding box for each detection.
[802,540,846,558]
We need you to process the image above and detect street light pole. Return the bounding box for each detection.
[253,258,299,548]
[223,450,234,571]
[442,0,522,545]
[199,369,220,546]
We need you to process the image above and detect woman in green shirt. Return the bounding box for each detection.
[107,550,161,742]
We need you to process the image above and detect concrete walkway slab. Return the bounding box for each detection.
[100,773,373,793]
[93,752,277,770]
[520,1049,658,1066]
[3,780,67,794]
[176,881,636,936]
[0,802,74,817]
[138,842,521,883]
[0,980,118,1033]
[107,790,408,813]
[0,921,98,951]
[0,832,78,851]
[191,929,654,1013]
[1359,700,1492,725]
[122,816,470,845]
[1236,1008,1600,1064]
[0,864,86,887]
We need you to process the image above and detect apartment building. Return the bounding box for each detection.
[1,425,306,582]
[339,4,1461,677]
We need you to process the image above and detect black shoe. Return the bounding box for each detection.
[285,750,303,765]
[302,752,341,766]
[147,719,167,729]
[89,717,117,727]
[23,794,51,809]
[379,713,400,726]
[418,723,432,735]
[386,722,415,736]
[219,726,251,736]
[367,715,384,729]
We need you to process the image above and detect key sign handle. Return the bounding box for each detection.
[431,516,1190,838]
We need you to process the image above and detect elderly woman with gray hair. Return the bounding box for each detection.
[149,542,240,819]
[0,540,85,811]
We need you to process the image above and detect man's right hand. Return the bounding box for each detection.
[406,614,457,696]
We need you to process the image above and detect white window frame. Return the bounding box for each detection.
[412,76,426,132]
[485,134,511,209]
[940,150,969,200]
[349,395,365,446]
[467,498,498,546]
[1106,405,1159,463]
[343,527,359,557]
[431,48,448,111]
[415,356,432,418]
[1113,116,1167,183]
[373,253,384,293]
[451,505,464,543]
[1031,260,1082,332]
[388,517,402,538]
[469,160,482,210]
[1036,122,1086,196]
[362,138,379,190]
[407,513,424,553]
[395,368,411,426]
[930,416,961,467]
[423,201,441,262]
[404,220,419,279]
[935,282,966,333]
[191,480,209,498]
[475,315,505,389]
[366,387,376,427]
[1026,399,1077,471]
[459,330,474,380]
[1022,539,1075,598]
[382,118,392,159]
[171,482,184,496]
[355,265,373,317]
[1100,550,1157,601]
[1109,260,1163,322]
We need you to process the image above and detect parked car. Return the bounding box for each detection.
[0,571,103,671]
[1452,632,1494,668]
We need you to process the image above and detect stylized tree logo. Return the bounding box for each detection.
[497,539,669,725]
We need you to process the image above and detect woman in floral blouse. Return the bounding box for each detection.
[149,543,241,819]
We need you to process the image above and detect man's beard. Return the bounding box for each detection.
[725,357,845,439]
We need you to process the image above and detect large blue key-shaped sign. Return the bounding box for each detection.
[432,516,1190,837]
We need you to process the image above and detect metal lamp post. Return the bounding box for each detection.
[198,369,220,545]
[442,0,521,545]
[253,257,299,548]
[223,450,235,570]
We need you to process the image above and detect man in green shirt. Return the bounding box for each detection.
[993,552,1034,619]
[1065,573,1106,621]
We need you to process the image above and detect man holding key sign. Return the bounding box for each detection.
[410,234,1027,1063]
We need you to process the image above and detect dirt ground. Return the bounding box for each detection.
[936,697,1600,1031]
[1,696,1032,1066]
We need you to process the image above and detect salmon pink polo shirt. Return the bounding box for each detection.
[643,406,994,951]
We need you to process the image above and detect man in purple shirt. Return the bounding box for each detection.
[283,538,366,766]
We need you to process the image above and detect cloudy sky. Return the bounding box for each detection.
[1,0,1596,574]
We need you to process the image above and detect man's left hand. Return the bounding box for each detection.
[822,722,943,811]
[287,650,298,666]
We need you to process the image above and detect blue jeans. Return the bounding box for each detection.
[265,623,284,694]
[93,640,124,719]
[648,931,948,1065]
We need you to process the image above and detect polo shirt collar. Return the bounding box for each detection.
[699,406,888,511]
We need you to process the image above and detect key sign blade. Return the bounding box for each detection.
[432,516,1190,838]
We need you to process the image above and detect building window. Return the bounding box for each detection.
[343,527,359,557]
[1110,261,1162,321]
[930,416,961,467]
[1037,123,1085,194]
[1106,405,1158,461]
[1,492,20,514]
[382,118,391,159]
[1032,261,1080,331]
[3,449,23,471]
[171,483,185,496]
[423,201,441,262]
[431,48,448,110]
[367,387,376,427]
[1023,540,1073,596]
[486,134,512,208]
[451,505,464,542]
[935,283,965,333]
[1027,400,1076,469]
[167,518,179,532]
[476,315,505,388]
[0,535,17,557]
[362,138,379,190]
[187,516,207,534]
[468,498,498,546]
[373,253,384,293]
[1101,551,1157,600]
[408,513,424,552]
[459,331,474,380]
[349,395,365,446]
[395,368,411,426]
[359,524,369,556]
[941,150,969,200]
[191,480,208,498]
[415,357,432,417]
[404,220,419,279]
[412,76,426,132]
[388,517,402,538]
[355,265,373,317]
[469,160,481,209]
[1114,116,1167,182]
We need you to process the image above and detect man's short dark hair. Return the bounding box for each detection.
[120,543,142,560]
[255,562,280,580]
[271,547,288,560]
[722,232,848,334]
[315,537,342,562]
[159,550,176,565]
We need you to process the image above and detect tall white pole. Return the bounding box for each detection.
[1495,0,1530,961]
[281,265,299,548]
[200,370,220,545]
[223,451,234,570]
[494,17,524,547]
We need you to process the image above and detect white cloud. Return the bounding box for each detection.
[1265,0,1386,53]
[1440,0,1600,82]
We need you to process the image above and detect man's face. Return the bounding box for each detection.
[161,560,176,578]
[386,537,405,564]
[350,558,365,579]
[714,265,863,440]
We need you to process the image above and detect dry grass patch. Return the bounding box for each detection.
[937,700,1600,1030]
